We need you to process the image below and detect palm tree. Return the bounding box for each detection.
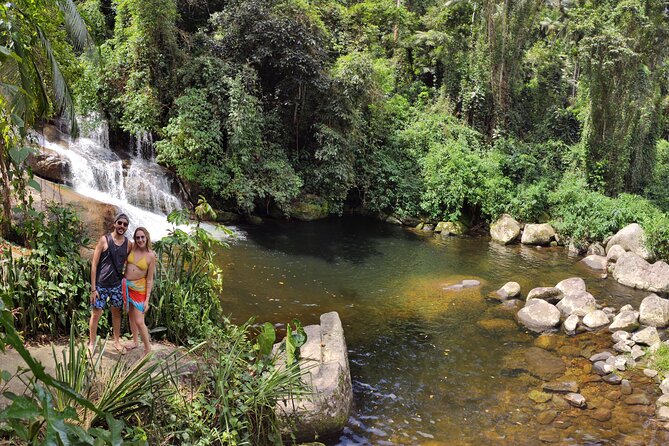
[0,0,91,238]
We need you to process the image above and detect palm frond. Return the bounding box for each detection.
[56,0,94,52]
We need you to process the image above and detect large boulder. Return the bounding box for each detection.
[556,291,597,317]
[555,277,587,297]
[613,252,669,293]
[517,299,561,332]
[606,223,652,261]
[521,223,556,246]
[277,312,352,441]
[639,294,669,328]
[289,194,330,221]
[609,309,640,332]
[527,287,563,304]
[490,214,521,245]
[437,221,467,236]
[27,148,71,185]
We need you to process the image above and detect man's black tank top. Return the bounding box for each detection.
[97,234,128,288]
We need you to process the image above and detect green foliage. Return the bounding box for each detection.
[150,211,226,345]
[1,203,91,337]
[648,139,669,212]
[651,343,669,378]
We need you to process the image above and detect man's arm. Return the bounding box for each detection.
[90,235,106,304]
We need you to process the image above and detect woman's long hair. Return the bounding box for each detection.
[133,227,152,251]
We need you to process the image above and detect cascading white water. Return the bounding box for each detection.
[36,121,187,239]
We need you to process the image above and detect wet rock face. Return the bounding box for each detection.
[27,149,71,185]
[527,287,563,304]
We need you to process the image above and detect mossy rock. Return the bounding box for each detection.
[290,194,330,221]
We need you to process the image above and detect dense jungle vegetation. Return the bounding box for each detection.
[1,0,669,255]
[73,0,669,253]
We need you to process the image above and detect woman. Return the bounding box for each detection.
[122,227,156,355]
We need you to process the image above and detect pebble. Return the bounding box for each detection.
[620,379,633,395]
[602,373,622,385]
[543,381,579,393]
[611,330,630,343]
[644,368,658,378]
[657,406,669,421]
[590,351,613,362]
[590,408,612,421]
[564,393,587,408]
[536,410,558,425]
[613,341,632,353]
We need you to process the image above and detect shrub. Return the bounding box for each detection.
[1,203,91,337]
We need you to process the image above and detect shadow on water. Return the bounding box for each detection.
[237,216,421,264]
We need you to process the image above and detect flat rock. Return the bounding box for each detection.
[632,326,661,346]
[555,277,587,296]
[590,351,614,362]
[613,252,669,294]
[625,394,651,406]
[556,291,597,317]
[609,310,639,332]
[583,310,610,329]
[564,393,587,408]
[527,286,563,304]
[524,347,566,380]
[602,373,623,385]
[517,300,561,333]
[580,255,607,270]
[542,380,579,393]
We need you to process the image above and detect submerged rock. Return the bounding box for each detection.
[580,255,608,270]
[277,312,352,441]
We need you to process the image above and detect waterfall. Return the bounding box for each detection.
[36,121,188,239]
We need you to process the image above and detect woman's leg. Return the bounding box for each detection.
[130,305,152,355]
[126,312,139,350]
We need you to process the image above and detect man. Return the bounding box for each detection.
[89,213,132,354]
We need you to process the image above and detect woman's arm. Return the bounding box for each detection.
[145,252,156,312]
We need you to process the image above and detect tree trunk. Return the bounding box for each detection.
[0,138,13,239]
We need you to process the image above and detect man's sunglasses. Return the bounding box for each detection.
[116,221,128,227]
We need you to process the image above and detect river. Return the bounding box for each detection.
[217,217,664,445]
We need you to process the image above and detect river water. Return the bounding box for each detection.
[217,217,664,445]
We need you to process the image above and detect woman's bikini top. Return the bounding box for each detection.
[127,250,148,271]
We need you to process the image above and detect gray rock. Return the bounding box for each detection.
[612,330,631,343]
[661,378,669,395]
[632,327,661,346]
[555,277,587,297]
[490,215,521,244]
[613,341,633,353]
[657,406,669,421]
[602,373,623,384]
[592,361,614,375]
[621,304,635,312]
[656,394,669,406]
[613,252,669,294]
[606,223,652,261]
[422,224,435,232]
[517,300,561,333]
[521,223,556,246]
[583,310,610,329]
[620,379,633,395]
[587,243,606,256]
[607,244,627,263]
[613,356,627,371]
[639,294,669,327]
[556,291,597,317]
[543,381,579,393]
[590,351,614,362]
[495,281,521,300]
[609,310,640,332]
[27,149,72,185]
[277,312,352,440]
[563,314,579,333]
[568,242,586,255]
[564,393,587,408]
[580,255,608,270]
[527,287,563,304]
[631,345,645,360]
[644,369,659,378]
